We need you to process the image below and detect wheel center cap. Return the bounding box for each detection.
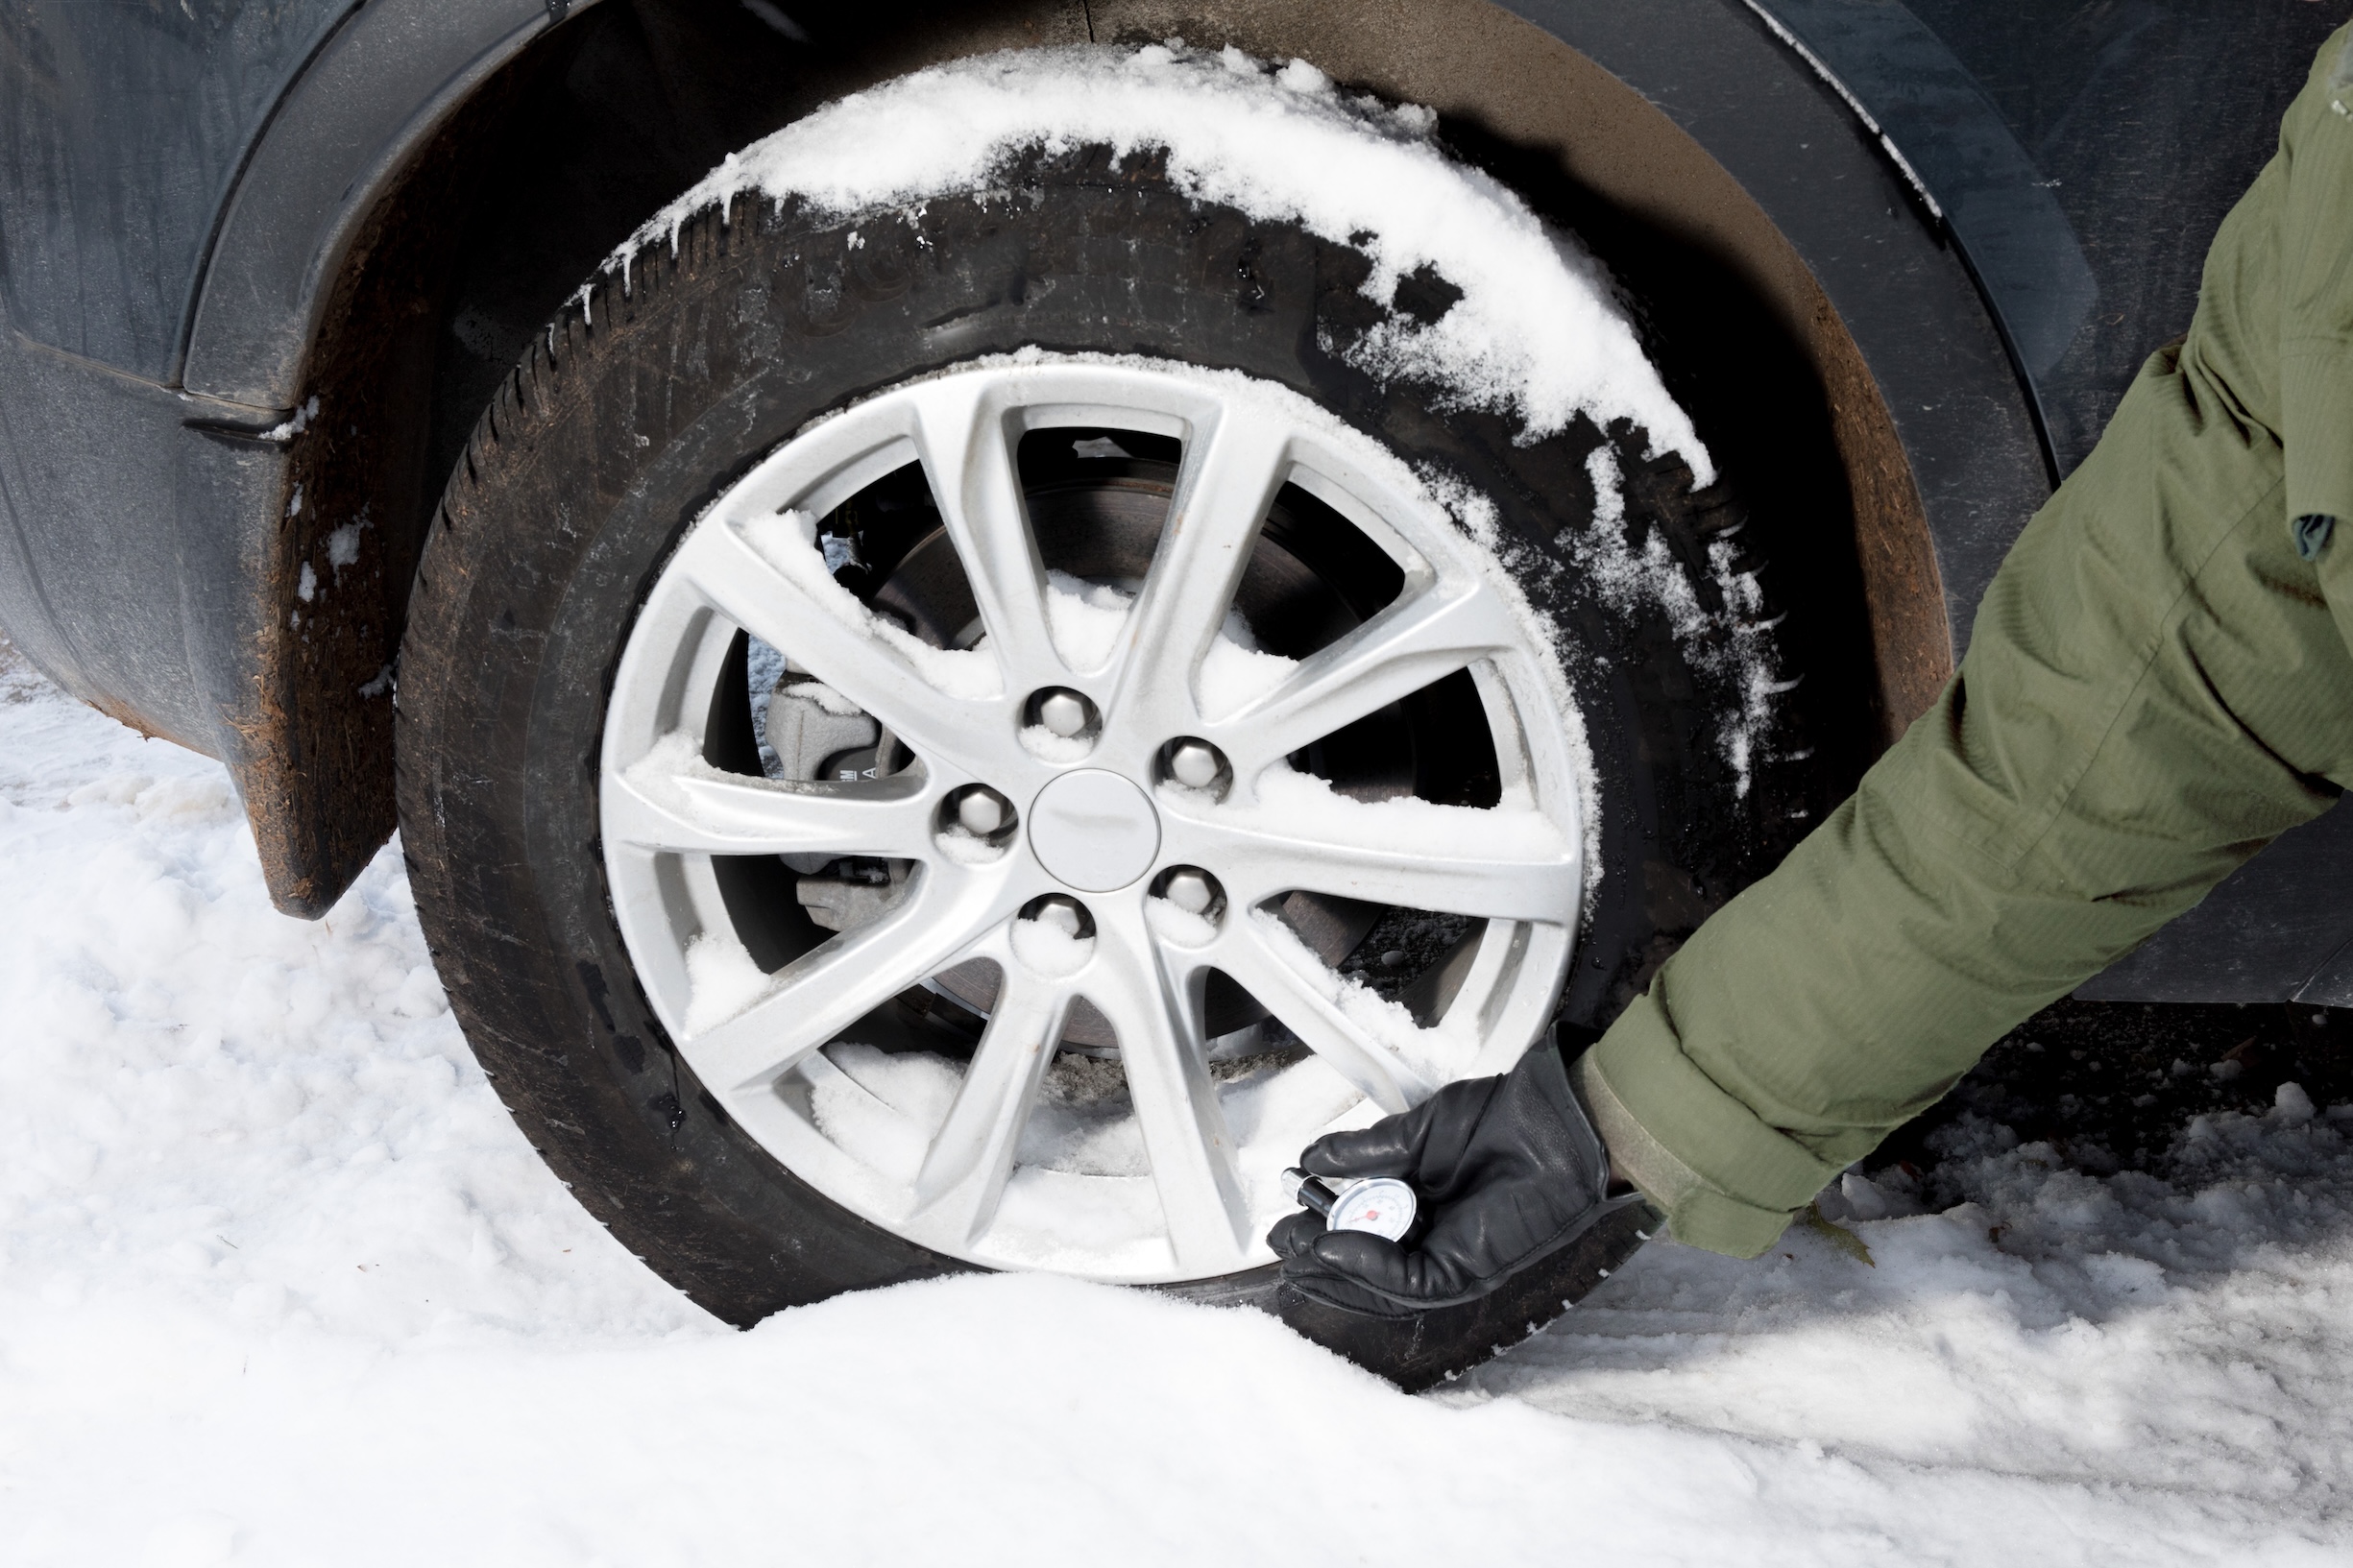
[1029,770,1161,892]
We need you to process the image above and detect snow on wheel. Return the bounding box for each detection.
[398,46,1822,1319]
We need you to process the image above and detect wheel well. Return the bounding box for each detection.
[275,0,1940,914]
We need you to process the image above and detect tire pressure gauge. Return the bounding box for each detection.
[1282,1167,1418,1242]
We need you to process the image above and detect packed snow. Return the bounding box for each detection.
[742,506,1004,701]
[606,42,1710,481]
[1567,447,1788,798]
[1216,762,1570,862]
[680,927,775,1035]
[1040,568,1138,673]
[1248,904,1465,1086]
[1007,911,1091,978]
[6,646,2353,1561]
[1425,446,1788,805]
[1035,566,1298,721]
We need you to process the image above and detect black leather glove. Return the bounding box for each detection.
[1269,1037,1657,1389]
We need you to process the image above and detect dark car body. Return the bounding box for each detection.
[2,0,2346,1002]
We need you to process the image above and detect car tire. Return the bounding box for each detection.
[395,142,1824,1330]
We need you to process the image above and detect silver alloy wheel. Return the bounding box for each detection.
[599,354,1588,1284]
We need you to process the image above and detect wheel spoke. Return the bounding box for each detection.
[686,871,1016,1091]
[668,515,1002,771]
[1209,918,1430,1112]
[1106,417,1294,732]
[1203,580,1520,765]
[907,380,1068,687]
[1084,901,1252,1269]
[910,962,1071,1243]
[604,754,934,857]
[1174,798,1579,923]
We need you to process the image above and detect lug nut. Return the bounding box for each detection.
[1035,688,1091,739]
[1161,866,1219,917]
[1166,738,1225,790]
[1028,894,1089,939]
[956,786,1012,837]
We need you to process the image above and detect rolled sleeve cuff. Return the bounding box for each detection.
[2280,342,2353,530]
[1574,995,1842,1258]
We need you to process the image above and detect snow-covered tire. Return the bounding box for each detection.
[396,144,1823,1326]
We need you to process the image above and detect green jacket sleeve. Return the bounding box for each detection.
[2284,33,2353,533]
[1581,30,2353,1256]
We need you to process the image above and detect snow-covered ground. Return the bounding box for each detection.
[3,640,2349,1566]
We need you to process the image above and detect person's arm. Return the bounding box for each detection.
[1275,30,2353,1351]
[1586,34,2353,1255]
[2283,33,2353,571]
